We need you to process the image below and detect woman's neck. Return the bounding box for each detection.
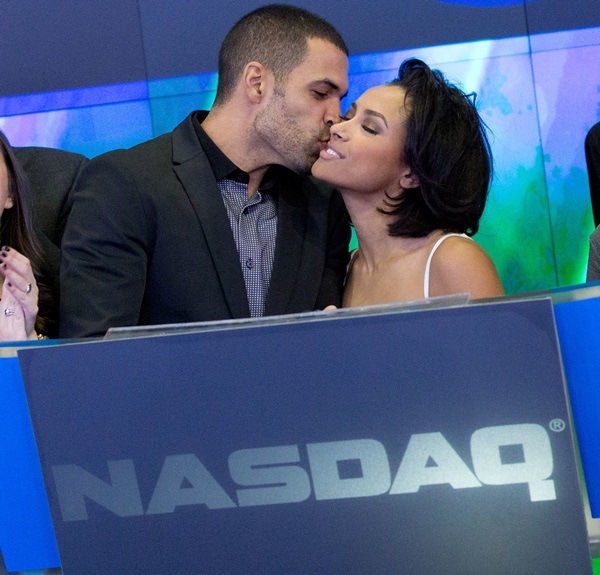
[344,192,437,269]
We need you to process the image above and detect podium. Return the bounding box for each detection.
[3,295,592,574]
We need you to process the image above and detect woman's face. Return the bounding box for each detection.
[312,84,415,195]
[0,153,14,221]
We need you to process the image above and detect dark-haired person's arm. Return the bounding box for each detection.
[0,246,40,341]
[14,146,88,283]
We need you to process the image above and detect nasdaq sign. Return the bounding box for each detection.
[18,298,592,574]
[53,422,560,523]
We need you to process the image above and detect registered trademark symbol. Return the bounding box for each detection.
[549,418,566,432]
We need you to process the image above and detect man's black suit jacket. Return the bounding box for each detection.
[59,112,350,338]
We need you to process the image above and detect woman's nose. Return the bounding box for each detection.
[330,124,346,140]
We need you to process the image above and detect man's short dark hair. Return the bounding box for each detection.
[381,58,493,238]
[214,4,348,105]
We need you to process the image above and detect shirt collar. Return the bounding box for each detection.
[193,112,280,190]
[193,113,244,182]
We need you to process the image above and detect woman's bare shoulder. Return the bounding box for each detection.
[430,236,504,299]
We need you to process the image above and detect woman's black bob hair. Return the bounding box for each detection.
[380,58,493,238]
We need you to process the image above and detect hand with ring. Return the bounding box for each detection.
[0,245,39,341]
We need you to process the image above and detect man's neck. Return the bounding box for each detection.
[201,107,270,197]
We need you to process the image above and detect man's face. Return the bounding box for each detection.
[254,38,348,175]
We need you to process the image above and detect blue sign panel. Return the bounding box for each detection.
[554,294,600,517]
[0,356,60,571]
[18,298,591,574]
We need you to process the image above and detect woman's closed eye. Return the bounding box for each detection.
[361,124,378,135]
[339,112,380,135]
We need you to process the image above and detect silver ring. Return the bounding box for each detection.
[4,308,15,317]
[25,282,32,294]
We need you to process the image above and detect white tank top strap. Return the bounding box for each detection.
[423,233,469,298]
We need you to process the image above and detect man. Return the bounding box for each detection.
[59,4,350,338]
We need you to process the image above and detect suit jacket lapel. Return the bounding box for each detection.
[172,114,251,318]
[265,173,307,315]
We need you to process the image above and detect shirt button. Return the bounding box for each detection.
[245,257,253,269]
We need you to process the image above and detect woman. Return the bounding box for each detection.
[313,58,504,306]
[0,130,54,340]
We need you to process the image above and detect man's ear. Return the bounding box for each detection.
[243,62,271,103]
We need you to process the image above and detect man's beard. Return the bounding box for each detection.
[255,90,328,175]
